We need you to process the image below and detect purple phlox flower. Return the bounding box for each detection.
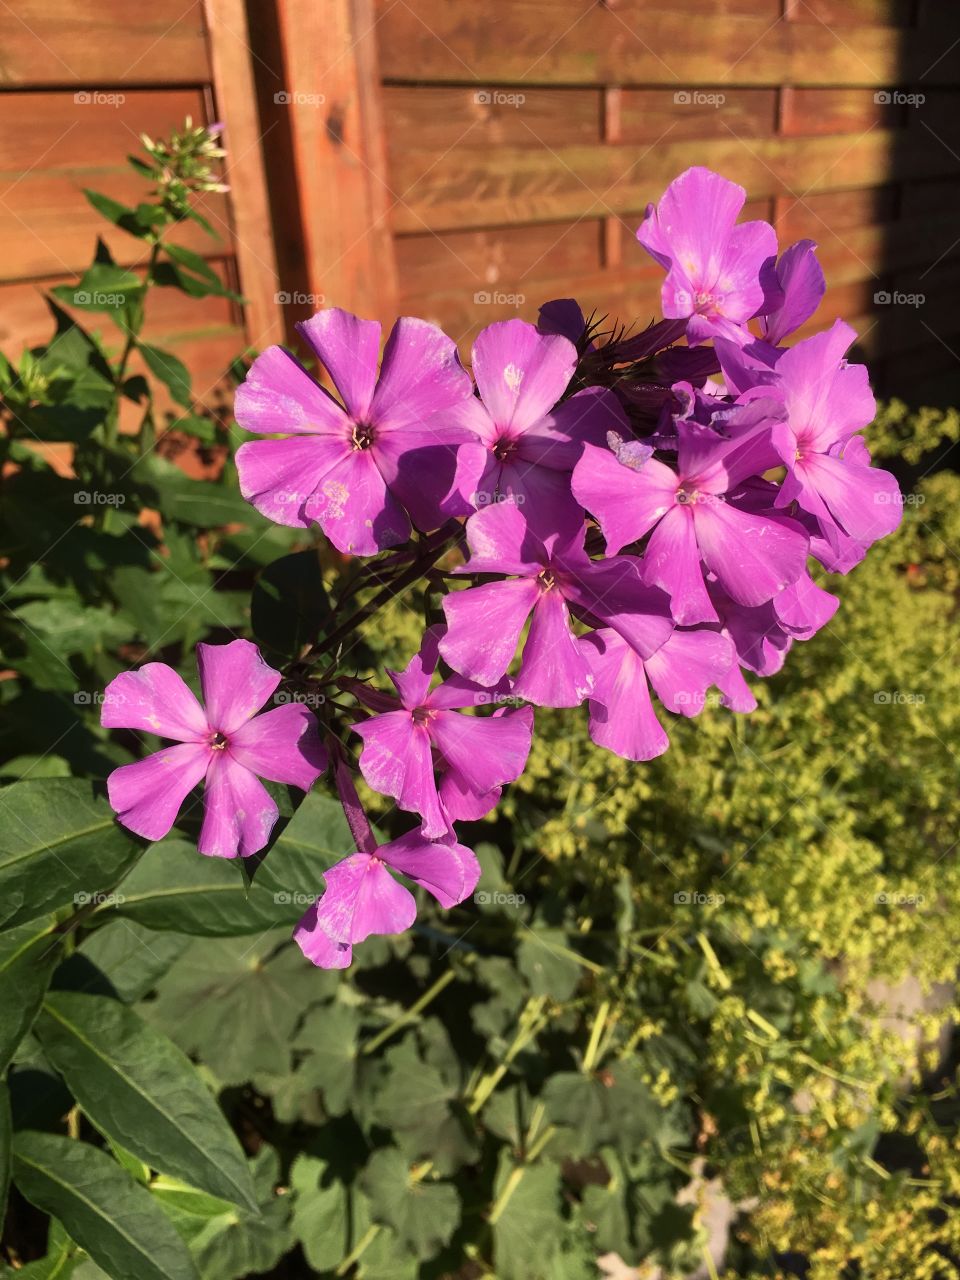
[637,166,782,347]
[294,827,481,970]
[572,415,808,625]
[760,238,825,346]
[579,624,734,761]
[448,318,627,538]
[234,307,483,555]
[440,500,674,708]
[352,626,534,838]
[102,640,326,857]
[768,320,902,569]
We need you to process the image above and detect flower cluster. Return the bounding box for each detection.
[101,166,902,968]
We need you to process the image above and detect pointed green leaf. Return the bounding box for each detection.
[0,780,143,932]
[34,992,258,1213]
[12,1131,200,1280]
[0,915,60,1072]
[137,344,192,408]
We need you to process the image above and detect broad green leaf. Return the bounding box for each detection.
[289,1153,373,1272]
[542,1064,667,1159]
[360,1146,459,1259]
[253,792,353,904]
[0,915,60,1072]
[290,1002,365,1117]
[130,455,251,528]
[34,991,257,1213]
[79,920,189,1002]
[12,1131,200,1280]
[143,934,319,1085]
[103,838,293,936]
[250,550,331,659]
[1,1218,86,1279]
[491,1153,562,1280]
[82,189,154,239]
[517,927,582,1000]
[0,780,143,932]
[152,1149,292,1280]
[137,344,192,408]
[50,264,143,314]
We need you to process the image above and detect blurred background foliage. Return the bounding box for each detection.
[2,125,960,1280]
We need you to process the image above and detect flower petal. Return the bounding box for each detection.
[513,589,593,707]
[643,505,717,625]
[572,444,677,555]
[294,905,353,969]
[471,319,576,433]
[101,663,207,741]
[234,344,348,435]
[692,499,807,608]
[441,578,540,686]
[236,435,348,528]
[380,829,481,909]
[228,705,327,790]
[580,630,669,761]
[107,743,209,843]
[370,316,472,430]
[297,308,381,420]
[354,712,446,836]
[196,639,280,736]
[303,449,410,555]
[312,852,417,944]
[644,628,734,717]
[430,704,533,796]
[198,754,279,858]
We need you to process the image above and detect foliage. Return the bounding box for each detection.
[1,122,959,1280]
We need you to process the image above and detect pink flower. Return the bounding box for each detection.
[294,829,480,969]
[101,640,326,857]
[235,307,482,555]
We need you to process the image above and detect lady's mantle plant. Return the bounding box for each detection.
[101,165,903,968]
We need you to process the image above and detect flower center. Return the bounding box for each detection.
[493,435,518,463]
[411,706,435,727]
[209,731,228,751]
[351,421,376,451]
[675,486,698,505]
[537,568,556,591]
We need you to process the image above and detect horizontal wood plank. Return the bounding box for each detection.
[376,3,957,87]
[0,0,209,87]
[388,130,953,233]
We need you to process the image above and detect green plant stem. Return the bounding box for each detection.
[361,965,460,1056]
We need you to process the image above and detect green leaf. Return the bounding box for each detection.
[250,550,331,659]
[292,1002,362,1116]
[0,780,143,932]
[143,934,319,1085]
[138,344,192,408]
[151,1148,292,1280]
[289,1153,373,1272]
[12,1131,200,1280]
[159,247,241,302]
[516,927,582,1000]
[0,1218,85,1279]
[82,189,154,239]
[103,838,295,936]
[34,991,258,1213]
[491,1153,562,1280]
[252,792,353,905]
[130,455,251,528]
[79,921,189,1002]
[542,1064,667,1159]
[50,264,143,313]
[360,1147,459,1259]
[0,1081,11,1226]
[0,915,60,1072]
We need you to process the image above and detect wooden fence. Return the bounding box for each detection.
[2,0,959,404]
